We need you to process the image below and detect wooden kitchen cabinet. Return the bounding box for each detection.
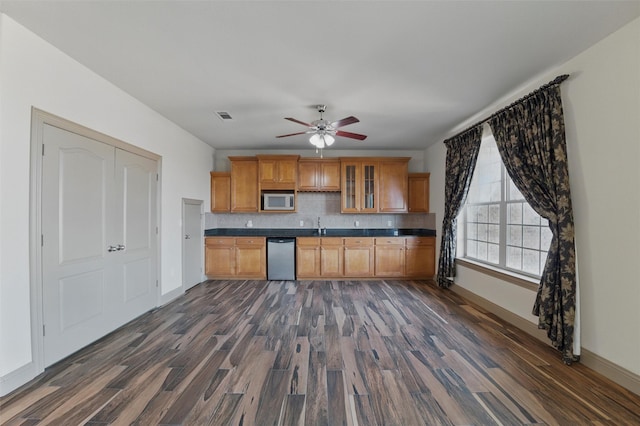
[379,159,409,213]
[374,237,405,277]
[205,237,235,276]
[341,159,378,213]
[230,157,259,212]
[257,155,299,189]
[343,237,374,277]
[235,237,266,278]
[408,173,430,213]
[405,236,436,278]
[298,158,341,192]
[296,237,321,278]
[205,236,266,279]
[210,172,231,212]
[320,238,344,277]
[297,237,344,278]
[341,157,410,213]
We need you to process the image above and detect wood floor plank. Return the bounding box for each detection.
[279,394,306,426]
[287,337,310,395]
[305,350,328,425]
[3,279,640,426]
[254,369,290,425]
[326,370,348,426]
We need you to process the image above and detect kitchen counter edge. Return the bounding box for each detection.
[204,228,436,238]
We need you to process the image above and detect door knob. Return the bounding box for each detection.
[185,234,191,239]
[107,245,118,252]
[116,244,125,251]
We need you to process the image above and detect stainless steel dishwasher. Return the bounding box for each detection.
[267,237,296,280]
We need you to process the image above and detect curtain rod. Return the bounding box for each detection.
[445,74,570,142]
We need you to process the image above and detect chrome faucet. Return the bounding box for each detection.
[317,216,321,234]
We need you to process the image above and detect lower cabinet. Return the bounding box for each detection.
[405,236,436,278]
[296,236,435,279]
[320,238,344,277]
[297,237,345,278]
[374,237,405,277]
[296,237,321,278]
[205,237,266,279]
[343,238,374,277]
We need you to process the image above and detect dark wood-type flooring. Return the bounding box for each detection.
[2,279,640,425]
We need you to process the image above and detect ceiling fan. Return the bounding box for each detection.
[276,105,367,149]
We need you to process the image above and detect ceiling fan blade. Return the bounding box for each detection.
[331,116,359,128]
[336,130,367,140]
[276,131,309,138]
[284,117,311,127]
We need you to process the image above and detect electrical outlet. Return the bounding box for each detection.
[299,220,304,227]
[355,220,359,227]
[387,220,393,227]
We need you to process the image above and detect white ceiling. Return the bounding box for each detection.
[2,1,639,151]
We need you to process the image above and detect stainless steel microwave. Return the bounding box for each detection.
[262,193,295,210]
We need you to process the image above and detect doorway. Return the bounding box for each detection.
[31,109,160,368]
[182,199,204,290]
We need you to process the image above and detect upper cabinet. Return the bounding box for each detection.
[341,159,379,213]
[408,173,430,213]
[213,155,414,214]
[379,159,409,213]
[341,157,409,213]
[210,172,231,212]
[229,157,259,212]
[257,155,299,190]
[298,158,341,192]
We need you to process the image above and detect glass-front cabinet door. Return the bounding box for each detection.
[342,162,360,212]
[361,161,378,212]
[341,160,378,213]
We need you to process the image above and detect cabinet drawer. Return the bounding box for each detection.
[298,237,320,246]
[405,236,435,246]
[320,237,344,246]
[205,237,234,247]
[344,237,373,247]
[375,237,404,246]
[235,237,265,246]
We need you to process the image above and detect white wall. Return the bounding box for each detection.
[0,15,214,393]
[425,18,640,376]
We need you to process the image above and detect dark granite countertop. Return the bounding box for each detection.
[204,228,436,237]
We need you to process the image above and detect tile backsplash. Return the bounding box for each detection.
[205,193,435,230]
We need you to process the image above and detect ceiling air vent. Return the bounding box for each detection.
[216,111,233,121]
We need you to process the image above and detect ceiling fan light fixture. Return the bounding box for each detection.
[309,133,325,148]
[309,133,334,148]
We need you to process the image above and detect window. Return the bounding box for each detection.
[460,127,552,278]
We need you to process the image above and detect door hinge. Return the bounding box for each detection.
[43,324,46,336]
[156,226,159,235]
[41,234,44,246]
[156,280,159,288]
[42,144,45,156]
[156,173,159,181]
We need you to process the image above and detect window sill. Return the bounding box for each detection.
[455,258,539,292]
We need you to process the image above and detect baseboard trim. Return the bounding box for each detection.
[0,361,39,397]
[450,284,549,343]
[449,284,640,397]
[160,286,184,306]
[580,348,640,396]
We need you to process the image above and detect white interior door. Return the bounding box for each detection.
[41,123,157,366]
[114,149,158,320]
[182,199,203,290]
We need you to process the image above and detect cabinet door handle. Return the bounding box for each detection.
[107,245,118,252]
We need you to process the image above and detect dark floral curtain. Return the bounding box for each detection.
[488,82,578,363]
[437,125,482,288]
